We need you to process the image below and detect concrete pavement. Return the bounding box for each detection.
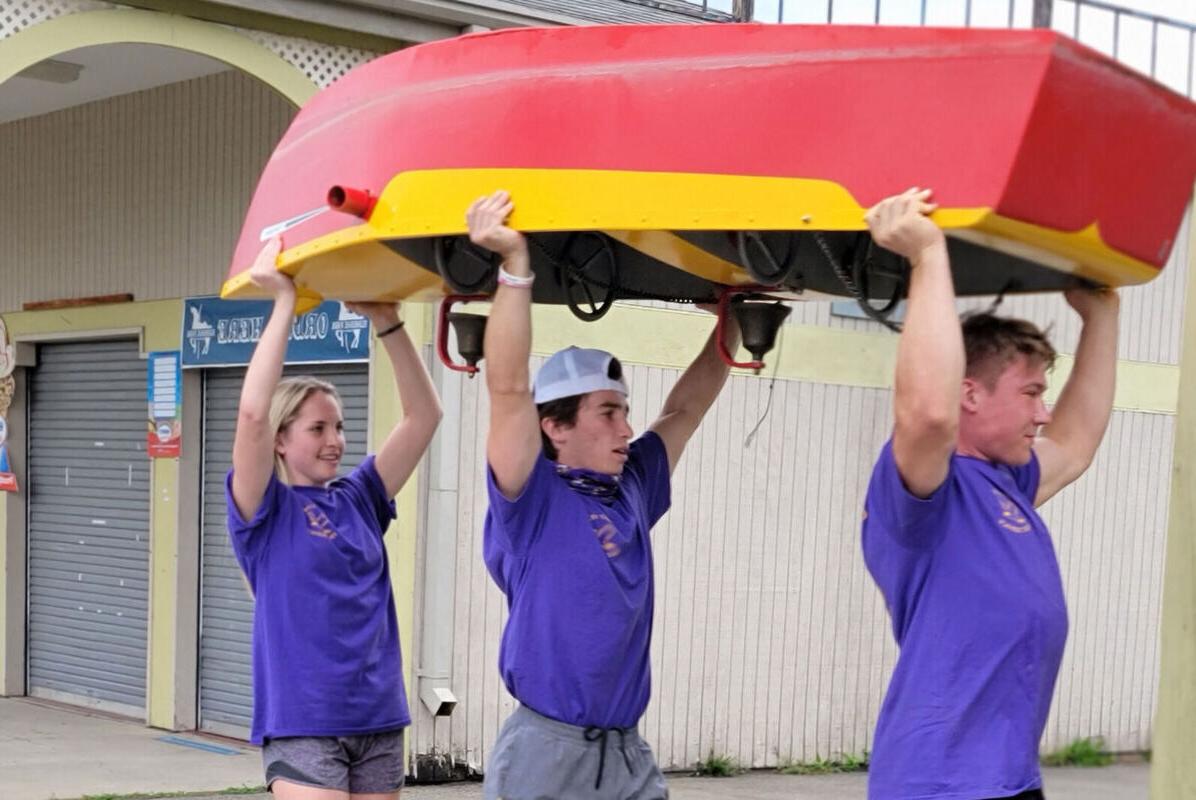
[0,697,1148,800]
[186,765,1150,800]
[1,697,261,800]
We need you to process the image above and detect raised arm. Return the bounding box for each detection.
[1032,288,1119,506]
[348,303,443,498]
[648,310,740,473]
[230,237,292,519]
[468,191,542,499]
[867,188,963,498]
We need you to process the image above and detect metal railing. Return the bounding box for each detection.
[647,0,1044,26]
[624,0,1196,93]
[1056,0,1196,94]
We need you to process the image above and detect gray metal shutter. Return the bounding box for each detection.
[198,364,369,737]
[26,340,150,715]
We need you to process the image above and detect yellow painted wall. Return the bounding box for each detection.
[0,492,8,691]
[0,300,1177,728]
[0,299,1178,727]
[0,300,432,730]
[370,303,433,730]
[0,295,431,728]
[1151,201,1196,800]
[527,303,1178,415]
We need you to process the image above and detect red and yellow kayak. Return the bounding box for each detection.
[224,23,1196,314]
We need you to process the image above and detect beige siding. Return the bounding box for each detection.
[1046,410,1173,754]
[958,213,1190,366]
[0,69,294,310]
[418,365,1166,770]
[642,374,895,769]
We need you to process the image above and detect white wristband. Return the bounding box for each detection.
[498,265,535,288]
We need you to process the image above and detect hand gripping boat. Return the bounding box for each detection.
[224,23,1196,368]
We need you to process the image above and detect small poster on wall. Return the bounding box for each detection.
[147,351,181,458]
[0,414,17,493]
[0,316,17,492]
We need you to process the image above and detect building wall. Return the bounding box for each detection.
[0,0,1187,780]
[0,1,402,730]
[413,301,1177,770]
[1,70,293,307]
[409,5,1193,767]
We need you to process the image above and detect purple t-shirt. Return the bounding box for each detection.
[484,432,671,729]
[862,441,1068,800]
[225,456,409,744]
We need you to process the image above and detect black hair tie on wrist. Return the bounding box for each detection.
[375,319,405,338]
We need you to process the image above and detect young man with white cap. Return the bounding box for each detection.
[466,190,741,800]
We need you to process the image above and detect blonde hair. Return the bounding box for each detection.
[269,376,343,483]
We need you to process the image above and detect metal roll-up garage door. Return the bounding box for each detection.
[198,363,369,737]
[27,339,150,715]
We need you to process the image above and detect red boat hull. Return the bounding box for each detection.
[224,24,1196,308]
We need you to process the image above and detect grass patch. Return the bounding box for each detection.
[79,787,265,800]
[694,751,742,777]
[1041,737,1113,767]
[79,789,186,794]
[779,752,869,775]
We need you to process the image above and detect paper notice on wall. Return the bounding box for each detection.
[147,351,181,458]
[0,415,17,492]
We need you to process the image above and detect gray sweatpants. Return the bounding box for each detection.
[484,706,668,800]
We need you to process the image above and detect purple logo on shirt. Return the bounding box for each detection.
[992,488,1031,533]
[589,512,621,558]
[303,503,338,539]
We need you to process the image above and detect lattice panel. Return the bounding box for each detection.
[241,29,379,89]
[1,1,379,88]
[1,0,113,40]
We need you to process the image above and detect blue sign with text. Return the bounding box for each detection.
[181,296,370,367]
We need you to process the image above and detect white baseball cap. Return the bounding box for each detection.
[533,346,628,404]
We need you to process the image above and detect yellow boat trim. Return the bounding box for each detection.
[605,230,752,287]
[221,168,1159,305]
[221,231,446,312]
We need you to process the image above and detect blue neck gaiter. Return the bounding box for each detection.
[555,463,622,501]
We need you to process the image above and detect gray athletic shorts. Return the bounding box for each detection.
[262,728,406,794]
[484,706,668,800]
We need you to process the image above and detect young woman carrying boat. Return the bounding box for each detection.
[226,238,442,800]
